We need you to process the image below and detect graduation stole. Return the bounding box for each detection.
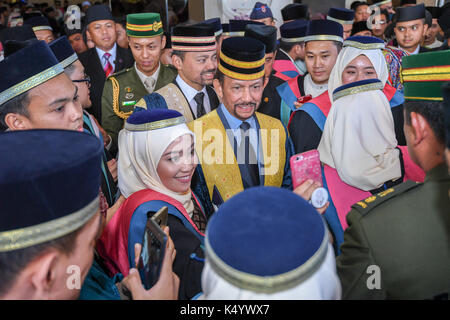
[188,110,286,203]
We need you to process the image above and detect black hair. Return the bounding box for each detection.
[64,62,77,77]
[0,91,30,128]
[0,227,81,297]
[171,49,185,61]
[379,9,390,22]
[404,100,445,144]
[114,16,126,29]
[305,40,342,53]
[279,39,303,53]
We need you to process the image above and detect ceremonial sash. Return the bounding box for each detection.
[288,91,331,132]
[154,83,195,122]
[188,110,286,203]
[273,59,300,81]
[97,189,205,277]
[288,83,405,132]
[276,75,303,127]
[321,145,425,253]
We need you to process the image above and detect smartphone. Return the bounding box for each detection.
[138,216,167,290]
[297,94,312,104]
[290,150,322,190]
[149,206,168,229]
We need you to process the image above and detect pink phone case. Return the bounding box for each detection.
[290,150,323,189]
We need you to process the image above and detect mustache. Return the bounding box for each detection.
[235,102,257,108]
[201,69,216,75]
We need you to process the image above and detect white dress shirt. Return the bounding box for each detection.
[135,62,161,93]
[175,74,211,116]
[96,43,117,72]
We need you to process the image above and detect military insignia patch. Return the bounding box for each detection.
[125,93,134,100]
[125,87,132,93]
[153,21,160,32]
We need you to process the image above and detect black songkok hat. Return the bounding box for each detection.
[85,4,113,26]
[426,6,442,19]
[0,129,102,253]
[49,36,78,68]
[400,0,416,6]
[395,4,426,23]
[222,23,230,36]
[438,10,450,33]
[228,20,264,37]
[281,3,309,21]
[219,37,265,81]
[171,25,216,52]
[305,19,344,43]
[244,24,277,53]
[24,15,53,32]
[0,40,64,107]
[351,21,371,36]
[0,25,36,45]
[280,19,308,43]
[327,8,355,25]
[198,18,222,37]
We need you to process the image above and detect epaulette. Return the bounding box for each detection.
[107,67,131,79]
[351,180,422,216]
[163,63,177,71]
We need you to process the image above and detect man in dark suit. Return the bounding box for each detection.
[394,4,432,54]
[78,4,134,123]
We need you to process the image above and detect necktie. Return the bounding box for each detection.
[238,121,260,188]
[144,77,156,93]
[103,52,113,77]
[193,92,206,119]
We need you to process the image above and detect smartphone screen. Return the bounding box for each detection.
[138,217,167,290]
[149,206,168,229]
[290,150,323,189]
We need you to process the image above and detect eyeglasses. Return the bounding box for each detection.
[72,75,91,86]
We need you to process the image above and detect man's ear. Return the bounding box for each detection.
[160,34,166,50]
[409,111,428,146]
[4,113,31,130]
[422,23,429,36]
[28,250,60,299]
[213,79,223,100]
[171,54,183,71]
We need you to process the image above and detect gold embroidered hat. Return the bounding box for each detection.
[0,130,102,252]
[126,12,163,38]
[219,36,265,81]
[171,24,216,52]
[0,40,64,107]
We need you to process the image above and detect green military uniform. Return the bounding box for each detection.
[100,12,178,154]
[101,63,177,154]
[337,50,450,300]
[336,164,450,299]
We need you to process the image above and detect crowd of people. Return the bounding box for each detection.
[0,0,449,300]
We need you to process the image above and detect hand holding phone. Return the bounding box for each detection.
[138,216,167,290]
[290,150,322,189]
[291,150,328,210]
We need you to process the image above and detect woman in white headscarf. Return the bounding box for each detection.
[317,79,425,253]
[289,36,406,155]
[97,98,210,300]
